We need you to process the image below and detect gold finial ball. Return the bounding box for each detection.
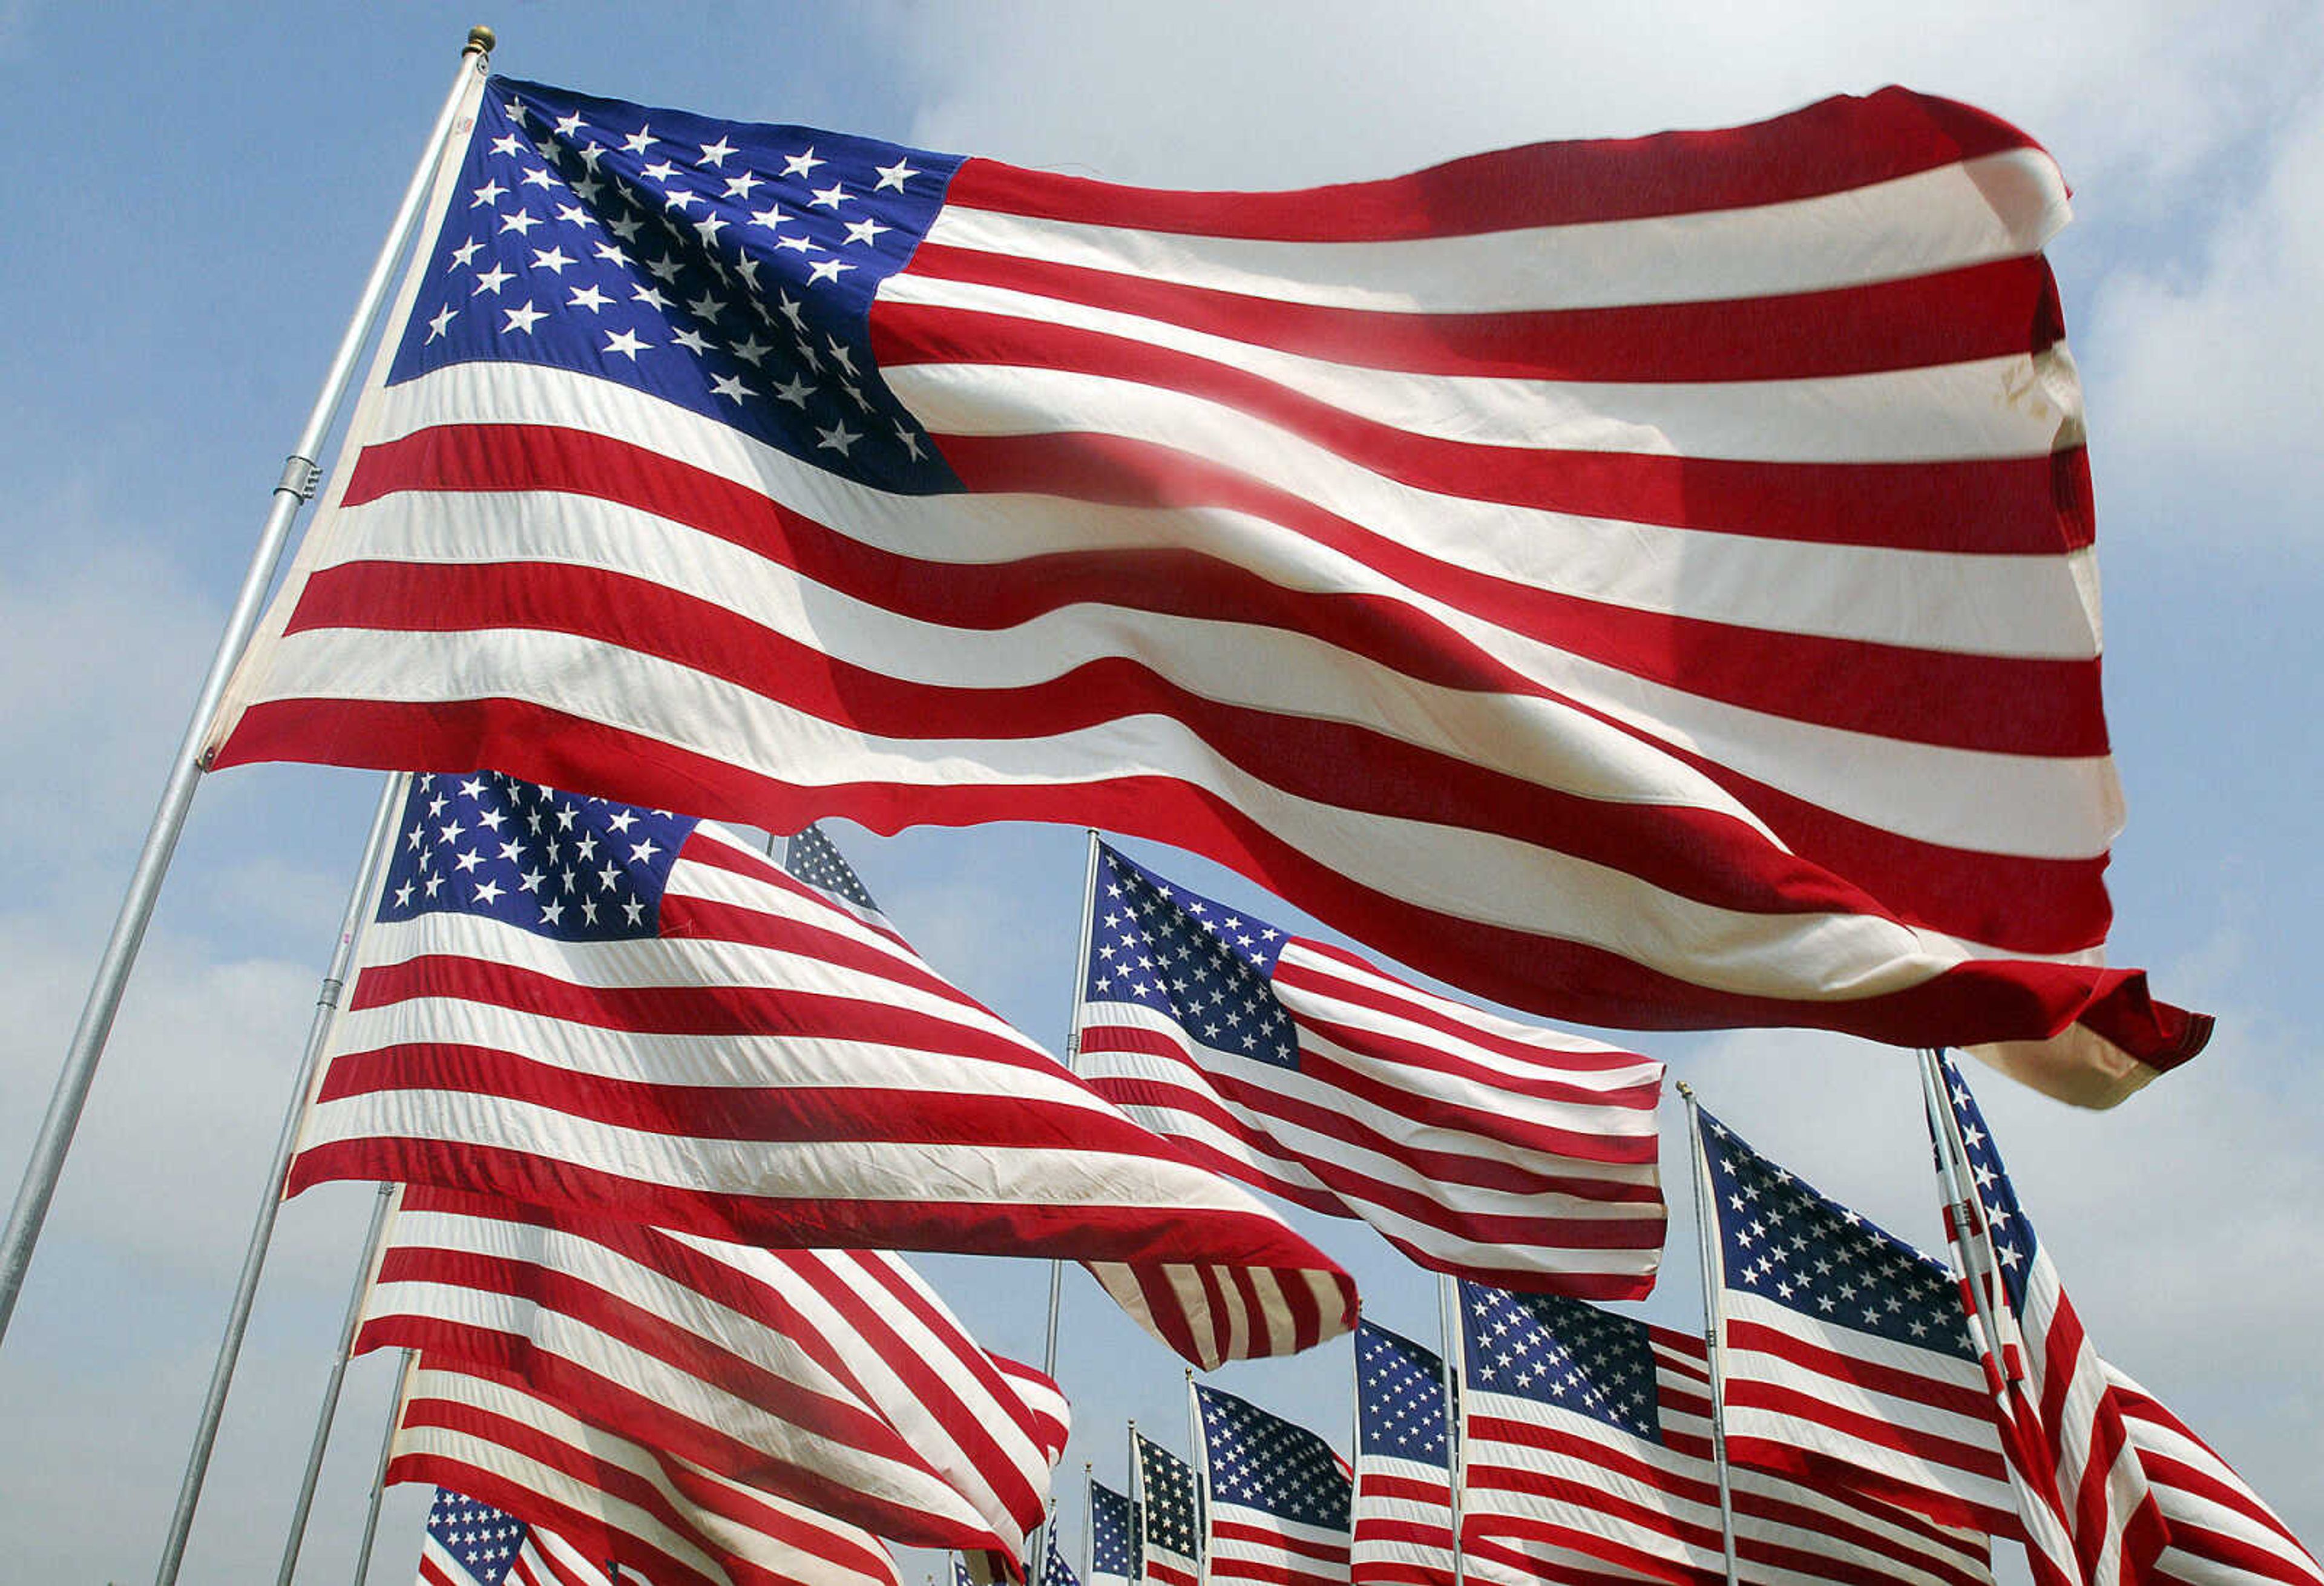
[467,24,497,53]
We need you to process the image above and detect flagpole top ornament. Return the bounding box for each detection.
[1675,1078,1695,1099]
[466,24,496,54]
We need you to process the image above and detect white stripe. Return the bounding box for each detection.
[881,270,2083,462]
[922,149,2069,314]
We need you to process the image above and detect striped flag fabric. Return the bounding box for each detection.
[285,771,1354,1366]
[1350,1320,1454,1586]
[360,1186,1069,1567]
[1931,1055,2320,1586]
[1076,843,1665,1297]
[416,1486,617,1586]
[1135,1435,1202,1586]
[1457,1282,1994,1586]
[1091,1481,1140,1586]
[1194,1383,1353,1586]
[203,73,2212,1107]
[390,1357,903,1586]
[2105,1366,2323,1586]
[1694,1104,2020,1535]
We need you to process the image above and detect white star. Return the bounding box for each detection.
[671,326,712,354]
[554,111,585,139]
[780,146,824,179]
[568,283,611,313]
[698,135,738,166]
[604,327,648,359]
[816,420,860,456]
[772,374,815,407]
[806,258,853,286]
[470,264,513,297]
[447,236,484,269]
[621,124,657,156]
[710,372,752,403]
[530,244,574,274]
[554,202,597,229]
[809,180,850,209]
[473,879,505,905]
[425,304,458,341]
[499,209,541,237]
[694,212,729,247]
[842,215,889,247]
[470,179,507,209]
[873,156,919,192]
[502,300,545,334]
[730,333,772,365]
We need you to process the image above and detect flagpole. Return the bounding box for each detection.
[153,773,410,1586]
[1917,1049,2014,1381]
[272,1180,400,1586]
[1127,1417,1141,1586]
[1185,1369,1210,1586]
[1434,1274,1466,1586]
[0,24,496,1352]
[349,1347,418,1586]
[1676,1082,1741,1586]
[1043,828,1104,1381]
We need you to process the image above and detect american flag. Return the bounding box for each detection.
[1694,1104,2020,1535]
[1930,1055,2321,1586]
[1457,1282,1994,1586]
[1194,1384,1353,1586]
[417,1486,617,1586]
[391,1358,902,1586]
[205,74,2210,1104]
[363,1186,1069,1568]
[1091,1481,1139,1586]
[1135,1435,1203,1586]
[285,771,1354,1367]
[1044,1520,1084,1586]
[1350,1321,1454,1586]
[1077,844,1664,1297]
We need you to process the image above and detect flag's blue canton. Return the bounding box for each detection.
[1092,1481,1139,1580]
[425,1486,530,1585]
[377,770,695,942]
[1196,1384,1351,1530]
[1356,1319,1449,1470]
[1087,845,1295,1069]
[1938,1054,2038,1311]
[1136,1434,1203,1562]
[785,822,882,915]
[1460,1282,1660,1443]
[1046,1523,1085,1586]
[393,77,967,496]
[954,1555,976,1586]
[1698,1106,1975,1358]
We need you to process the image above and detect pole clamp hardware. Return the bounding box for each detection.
[277,454,323,502]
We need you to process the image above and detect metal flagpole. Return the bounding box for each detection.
[153,773,409,1586]
[0,24,496,1352]
[349,1347,418,1586]
[1084,1461,1095,1586]
[1434,1274,1466,1586]
[1917,1049,2015,1381]
[272,1180,400,1586]
[1676,1082,1741,1586]
[1042,828,1105,1381]
[1184,1369,1209,1586]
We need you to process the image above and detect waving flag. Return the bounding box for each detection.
[1351,1321,1455,1586]
[1043,1522,1084,1586]
[286,772,1354,1366]
[1931,1056,2320,1586]
[1135,1435,1202,1586]
[390,1358,902,1586]
[417,1486,616,1586]
[1194,1384,1353,1586]
[205,73,2209,1105]
[1078,844,1664,1296]
[363,1187,1068,1567]
[1091,1481,1140,1586]
[1694,1105,2019,1535]
[1457,1282,1993,1586]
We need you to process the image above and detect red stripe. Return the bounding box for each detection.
[293,1133,1340,1270]
[1721,1434,2018,1538]
[220,696,2204,1064]
[938,88,2042,238]
[324,421,2109,951]
[1722,1316,2009,1439]
[899,243,2068,382]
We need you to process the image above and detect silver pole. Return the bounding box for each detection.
[1434,1274,1465,1586]
[273,1180,400,1586]
[1675,1083,1740,1586]
[1184,1369,1209,1586]
[1083,1461,1095,1586]
[1917,1050,2014,1382]
[1042,828,1105,1383]
[0,24,495,1352]
[153,775,409,1586]
[350,1348,419,1586]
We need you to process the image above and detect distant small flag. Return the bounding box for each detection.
[417,1487,617,1586]
[1457,1282,1993,1586]
[1043,1521,1083,1586]
[1091,1482,1139,1586]
[1077,844,1664,1297]
[1695,1104,2020,1535]
[783,822,893,931]
[1135,1435,1202,1586]
[1350,1321,1454,1586]
[1195,1384,1352,1586]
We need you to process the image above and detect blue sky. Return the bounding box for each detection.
[1,2,2317,1579]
